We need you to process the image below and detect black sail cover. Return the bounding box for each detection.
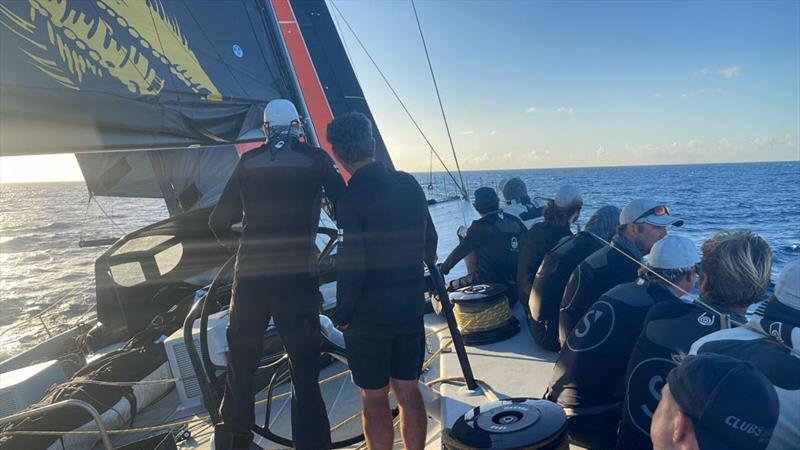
[0,0,292,155]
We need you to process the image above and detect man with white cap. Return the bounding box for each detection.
[689,258,800,449]
[209,99,346,450]
[545,235,700,449]
[517,184,583,313]
[618,230,772,450]
[558,198,684,345]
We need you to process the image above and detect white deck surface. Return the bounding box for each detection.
[94,199,567,449]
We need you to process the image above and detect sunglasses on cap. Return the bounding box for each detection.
[633,205,669,224]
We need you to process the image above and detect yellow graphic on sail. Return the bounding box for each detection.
[0,0,222,101]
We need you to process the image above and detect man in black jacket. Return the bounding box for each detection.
[528,205,619,351]
[210,100,345,450]
[327,112,437,450]
[545,235,700,449]
[558,198,683,345]
[517,185,582,311]
[439,187,526,302]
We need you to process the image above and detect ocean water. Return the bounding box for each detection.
[1,161,798,360]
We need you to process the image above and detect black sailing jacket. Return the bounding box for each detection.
[208,137,345,280]
[529,231,604,350]
[558,235,643,345]
[440,211,527,286]
[332,162,437,328]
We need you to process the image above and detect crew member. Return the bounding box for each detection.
[558,198,683,344]
[690,258,800,449]
[517,185,582,315]
[545,235,700,449]
[650,354,779,450]
[618,231,772,450]
[210,99,345,450]
[439,187,526,302]
[528,205,620,351]
[327,112,437,450]
[500,177,544,228]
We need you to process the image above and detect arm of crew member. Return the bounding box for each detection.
[424,211,439,267]
[321,153,346,216]
[208,161,244,251]
[332,198,365,327]
[440,223,480,275]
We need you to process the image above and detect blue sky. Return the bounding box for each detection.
[1,0,798,181]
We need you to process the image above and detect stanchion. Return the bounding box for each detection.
[426,264,478,391]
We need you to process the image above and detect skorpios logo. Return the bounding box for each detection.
[725,416,765,437]
[625,358,678,436]
[566,301,615,352]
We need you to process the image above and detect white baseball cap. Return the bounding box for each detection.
[647,235,700,269]
[620,198,684,227]
[775,259,800,310]
[554,184,582,208]
[263,99,300,127]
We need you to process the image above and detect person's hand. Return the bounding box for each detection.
[437,263,449,276]
[337,323,349,331]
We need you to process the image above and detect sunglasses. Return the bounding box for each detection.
[633,205,669,223]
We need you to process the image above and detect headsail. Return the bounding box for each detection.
[76,146,239,215]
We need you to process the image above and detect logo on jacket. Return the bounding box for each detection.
[566,301,616,352]
[697,313,716,326]
[510,236,519,250]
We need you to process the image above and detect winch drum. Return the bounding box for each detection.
[443,398,569,450]
[449,284,520,345]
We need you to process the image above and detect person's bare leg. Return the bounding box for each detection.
[390,378,427,450]
[360,385,394,450]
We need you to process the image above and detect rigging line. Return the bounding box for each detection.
[586,231,800,358]
[91,196,127,236]
[410,0,468,200]
[328,0,354,64]
[328,0,465,195]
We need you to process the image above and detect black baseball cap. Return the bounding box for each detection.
[667,354,779,450]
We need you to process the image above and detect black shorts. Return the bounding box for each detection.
[344,322,425,390]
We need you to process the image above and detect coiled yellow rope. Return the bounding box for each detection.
[452,297,512,333]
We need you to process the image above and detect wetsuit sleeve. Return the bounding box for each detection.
[332,197,365,326]
[440,222,482,274]
[208,159,244,250]
[424,210,439,266]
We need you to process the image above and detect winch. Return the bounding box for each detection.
[450,284,519,345]
[443,398,569,450]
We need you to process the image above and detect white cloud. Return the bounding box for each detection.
[680,93,689,98]
[696,67,710,76]
[489,130,498,135]
[556,106,575,113]
[459,130,475,135]
[687,139,702,149]
[525,106,539,114]
[528,149,550,160]
[719,65,742,78]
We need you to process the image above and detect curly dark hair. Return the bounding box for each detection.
[326,112,376,164]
